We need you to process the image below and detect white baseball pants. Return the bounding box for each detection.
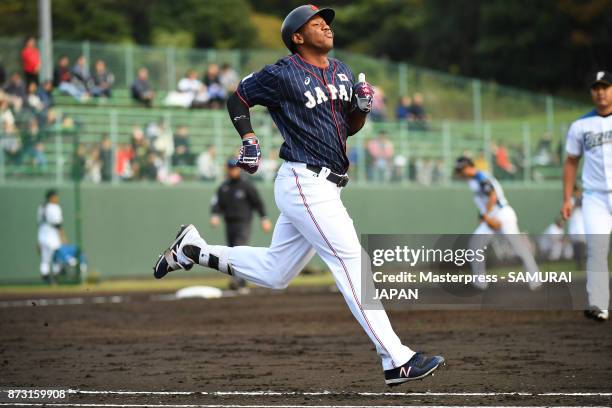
[39,241,60,276]
[225,162,415,370]
[469,205,539,280]
[582,191,611,311]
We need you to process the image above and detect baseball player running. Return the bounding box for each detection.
[561,71,612,322]
[154,5,444,385]
[454,156,541,291]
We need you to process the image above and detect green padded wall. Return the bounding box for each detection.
[0,182,562,283]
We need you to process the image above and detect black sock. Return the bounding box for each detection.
[182,245,201,264]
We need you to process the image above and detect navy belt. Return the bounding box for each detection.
[306,165,349,187]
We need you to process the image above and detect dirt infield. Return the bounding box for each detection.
[0,287,611,407]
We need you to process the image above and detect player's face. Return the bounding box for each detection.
[457,167,475,179]
[227,166,241,179]
[591,83,612,110]
[295,15,333,53]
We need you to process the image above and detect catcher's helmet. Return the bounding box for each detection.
[281,4,335,52]
[454,156,475,173]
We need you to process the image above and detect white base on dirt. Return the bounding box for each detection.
[175,286,223,299]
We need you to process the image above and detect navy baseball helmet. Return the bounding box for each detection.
[281,4,335,52]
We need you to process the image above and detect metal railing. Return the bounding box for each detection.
[0,106,569,186]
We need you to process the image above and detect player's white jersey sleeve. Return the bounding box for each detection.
[565,121,583,157]
[567,110,612,191]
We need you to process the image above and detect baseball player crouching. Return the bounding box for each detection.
[153,4,444,385]
[454,156,541,291]
[561,71,612,322]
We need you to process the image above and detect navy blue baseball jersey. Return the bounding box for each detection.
[237,54,355,174]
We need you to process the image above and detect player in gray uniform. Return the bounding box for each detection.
[561,71,612,322]
[455,156,541,291]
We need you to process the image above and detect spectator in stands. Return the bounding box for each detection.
[131,67,155,107]
[172,125,192,166]
[130,126,149,168]
[493,141,516,179]
[415,157,434,185]
[0,96,15,131]
[0,96,20,164]
[141,151,161,181]
[473,149,490,172]
[347,143,364,178]
[196,144,218,181]
[54,56,87,101]
[366,130,394,182]
[370,86,387,122]
[219,63,239,93]
[396,96,411,120]
[20,117,39,159]
[99,136,113,182]
[86,144,102,183]
[37,80,54,111]
[53,55,71,87]
[26,82,44,114]
[72,144,87,181]
[71,55,92,99]
[31,142,47,172]
[152,120,174,163]
[3,72,27,111]
[431,158,445,184]
[407,92,429,130]
[91,59,114,98]
[175,69,208,108]
[533,132,554,166]
[114,143,134,180]
[203,63,226,109]
[258,149,280,182]
[21,36,40,86]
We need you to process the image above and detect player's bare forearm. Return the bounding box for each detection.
[562,156,580,202]
[347,110,367,136]
[486,191,497,214]
[561,155,580,219]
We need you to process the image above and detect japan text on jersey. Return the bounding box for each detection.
[237,54,355,174]
[566,109,612,192]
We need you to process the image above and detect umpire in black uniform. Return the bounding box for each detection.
[210,159,272,291]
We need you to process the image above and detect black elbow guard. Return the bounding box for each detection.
[227,92,254,137]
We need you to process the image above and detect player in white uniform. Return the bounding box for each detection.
[454,156,541,291]
[37,189,65,284]
[561,70,612,322]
